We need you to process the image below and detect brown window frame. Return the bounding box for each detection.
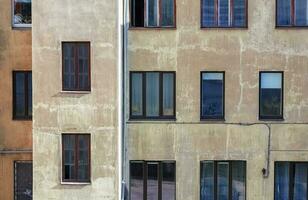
[62,134,91,183]
[130,0,176,28]
[62,42,91,92]
[13,71,32,120]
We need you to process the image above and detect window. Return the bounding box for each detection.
[201,0,247,28]
[201,72,225,120]
[13,71,32,120]
[62,134,91,183]
[259,72,283,120]
[130,72,175,119]
[12,0,31,28]
[275,162,308,200]
[130,0,176,28]
[130,161,176,200]
[277,0,308,26]
[62,42,91,91]
[200,161,246,200]
[14,161,32,200]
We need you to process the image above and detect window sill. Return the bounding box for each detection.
[128,118,176,122]
[12,25,32,29]
[259,118,284,122]
[200,26,248,30]
[129,27,176,30]
[61,181,91,185]
[276,25,308,29]
[200,118,225,122]
[60,90,91,94]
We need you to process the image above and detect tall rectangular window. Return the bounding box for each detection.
[259,72,283,120]
[200,161,246,200]
[12,0,31,28]
[275,162,308,200]
[13,71,32,120]
[277,0,308,26]
[14,161,32,200]
[130,72,175,119]
[62,42,91,91]
[201,72,224,120]
[130,0,175,28]
[201,0,247,28]
[62,134,90,183]
[130,161,176,200]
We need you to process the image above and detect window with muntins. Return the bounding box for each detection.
[130,0,175,27]
[62,42,91,91]
[62,134,90,183]
[200,161,246,200]
[201,72,224,120]
[259,72,283,120]
[277,0,308,26]
[13,71,32,120]
[130,161,176,200]
[130,72,175,119]
[201,0,247,28]
[12,0,31,27]
[275,162,308,200]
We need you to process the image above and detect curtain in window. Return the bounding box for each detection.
[218,162,229,200]
[130,162,144,200]
[232,162,246,200]
[163,73,174,116]
[132,73,143,116]
[295,0,308,25]
[219,0,230,26]
[277,0,291,25]
[161,0,174,26]
[202,0,216,26]
[233,0,246,26]
[293,163,307,200]
[275,163,290,200]
[146,73,159,117]
[147,0,158,26]
[201,162,214,200]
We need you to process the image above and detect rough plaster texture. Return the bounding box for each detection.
[127,0,308,199]
[32,0,119,199]
[0,0,32,199]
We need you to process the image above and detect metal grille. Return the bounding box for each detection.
[14,161,32,200]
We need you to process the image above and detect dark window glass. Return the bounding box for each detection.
[201,72,224,120]
[130,161,176,200]
[201,0,247,27]
[200,161,246,200]
[62,42,90,91]
[14,161,32,200]
[130,72,175,119]
[13,0,31,27]
[13,71,32,120]
[275,162,308,200]
[277,0,308,26]
[62,134,90,182]
[130,0,175,27]
[259,72,283,119]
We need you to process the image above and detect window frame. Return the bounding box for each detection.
[11,0,32,28]
[129,0,177,28]
[61,42,91,92]
[129,160,176,200]
[259,71,284,120]
[13,71,32,120]
[200,160,247,200]
[200,0,248,28]
[14,160,33,200]
[274,161,308,200]
[129,71,176,120]
[276,0,308,27]
[200,71,225,121]
[61,134,91,183]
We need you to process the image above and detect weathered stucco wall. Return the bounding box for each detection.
[127,0,308,199]
[32,0,119,199]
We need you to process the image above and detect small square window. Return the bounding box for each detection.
[12,0,32,28]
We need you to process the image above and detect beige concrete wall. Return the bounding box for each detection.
[32,0,119,199]
[127,0,308,199]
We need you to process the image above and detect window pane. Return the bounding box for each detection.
[130,162,144,200]
[146,73,159,117]
[147,163,159,200]
[202,0,216,26]
[161,0,174,26]
[15,162,33,200]
[293,163,307,200]
[295,0,308,25]
[147,0,158,26]
[63,135,76,180]
[131,0,145,27]
[219,0,230,26]
[277,0,291,25]
[233,0,246,27]
[63,43,76,90]
[163,73,174,116]
[201,73,224,118]
[232,162,246,200]
[162,162,176,200]
[78,44,90,90]
[15,73,26,117]
[14,0,31,25]
[28,73,32,117]
[275,162,290,200]
[132,73,143,116]
[78,135,89,180]
[201,161,214,200]
[260,73,282,118]
[218,162,229,200]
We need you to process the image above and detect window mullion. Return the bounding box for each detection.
[144,0,147,26]
[289,163,295,200]
[216,0,219,26]
[158,0,161,27]
[230,0,233,26]
[292,0,295,25]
